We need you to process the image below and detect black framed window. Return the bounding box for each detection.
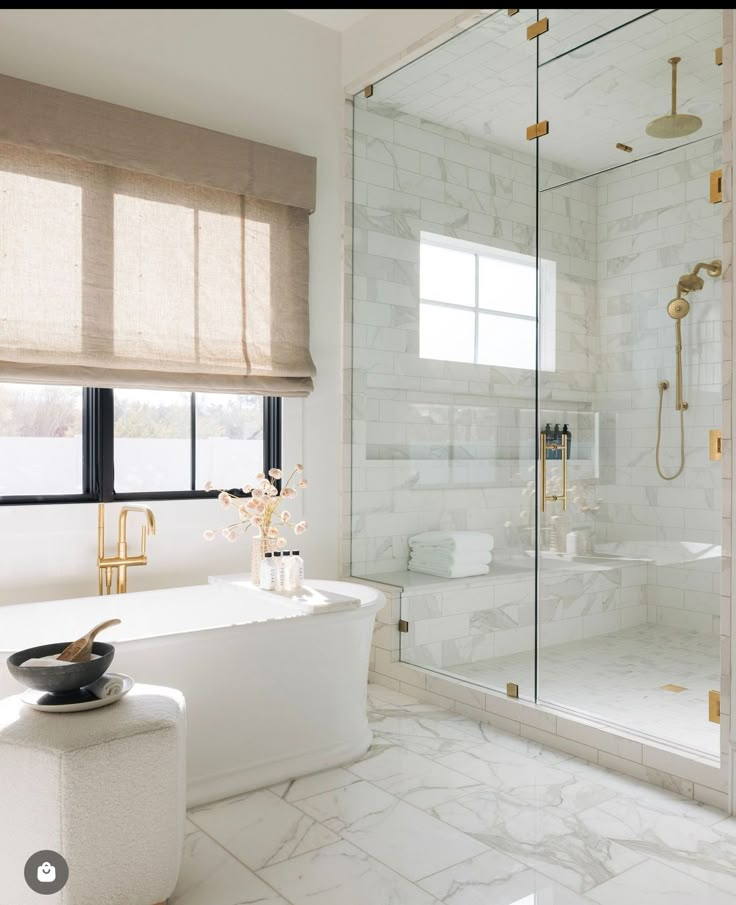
[0,384,281,505]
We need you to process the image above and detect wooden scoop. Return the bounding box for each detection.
[56,619,122,663]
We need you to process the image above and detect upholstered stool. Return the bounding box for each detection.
[0,684,185,905]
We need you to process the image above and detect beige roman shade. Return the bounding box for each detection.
[0,74,317,396]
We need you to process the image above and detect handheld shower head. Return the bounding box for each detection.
[666,297,690,320]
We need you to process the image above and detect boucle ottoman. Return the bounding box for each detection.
[0,684,185,905]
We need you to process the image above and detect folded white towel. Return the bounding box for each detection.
[410,548,493,567]
[409,531,494,552]
[408,562,490,579]
[86,674,123,699]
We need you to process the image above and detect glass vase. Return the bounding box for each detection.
[250,532,273,586]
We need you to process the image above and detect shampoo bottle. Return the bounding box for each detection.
[259,552,275,590]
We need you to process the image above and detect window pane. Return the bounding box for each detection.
[0,384,83,496]
[195,394,263,490]
[479,255,536,316]
[420,303,475,363]
[114,389,191,492]
[478,313,536,370]
[420,242,475,306]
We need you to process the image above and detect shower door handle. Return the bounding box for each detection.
[539,431,568,513]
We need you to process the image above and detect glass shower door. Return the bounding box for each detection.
[350,8,540,701]
[535,9,723,756]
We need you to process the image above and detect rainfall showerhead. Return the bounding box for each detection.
[646,56,702,139]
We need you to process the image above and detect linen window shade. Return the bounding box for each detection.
[0,73,316,396]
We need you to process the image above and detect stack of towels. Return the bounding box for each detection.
[408,531,494,579]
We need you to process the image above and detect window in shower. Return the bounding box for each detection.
[419,232,556,370]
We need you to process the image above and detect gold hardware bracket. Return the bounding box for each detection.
[709,689,721,723]
[527,17,549,40]
[716,46,723,66]
[710,169,723,204]
[507,8,519,15]
[506,682,519,698]
[661,684,686,693]
[526,120,549,141]
[710,429,722,461]
[363,84,374,99]
[398,619,409,633]
[616,142,633,153]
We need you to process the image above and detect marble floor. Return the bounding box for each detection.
[448,624,721,757]
[172,682,736,905]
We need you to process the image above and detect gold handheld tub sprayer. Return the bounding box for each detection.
[655,260,721,480]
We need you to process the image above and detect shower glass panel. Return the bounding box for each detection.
[537,8,655,65]
[536,9,723,757]
[350,8,539,701]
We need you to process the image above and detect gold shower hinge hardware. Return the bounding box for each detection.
[716,46,723,66]
[616,142,633,153]
[527,17,549,40]
[709,689,721,723]
[507,8,519,15]
[710,169,723,204]
[710,429,722,461]
[506,682,519,698]
[363,84,374,99]
[398,619,409,633]
[526,120,549,141]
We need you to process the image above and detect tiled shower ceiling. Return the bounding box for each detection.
[369,8,722,176]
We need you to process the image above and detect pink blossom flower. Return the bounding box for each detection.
[294,520,308,535]
[204,480,214,492]
[252,488,265,499]
[256,472,265,480]
[267,526,279,539]
[203,529,215,541]
[224,529,238,543]
[280,510,291,522]
[298,479,308,488]
[250,515,263,526]
[218,491,231,507]
[267,485,279,496]
[276,536,287,548]
[296,464,304,472]
[241,484,253,493]
[281,487,297,499]
[268,467,283,479]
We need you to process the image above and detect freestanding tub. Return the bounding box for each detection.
[0,579,382,806]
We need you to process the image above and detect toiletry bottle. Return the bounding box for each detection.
[553,423,561,460]
[291,550,304,589]
[562,423,572,459]
[282,551,296,592]
[260,552,275,590]
[278,551,291,591]
[273,551,282,590]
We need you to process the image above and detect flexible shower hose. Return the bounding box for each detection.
[655,380,685,480]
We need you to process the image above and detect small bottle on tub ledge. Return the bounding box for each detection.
[290,551,304,589]
[259,552,276,590]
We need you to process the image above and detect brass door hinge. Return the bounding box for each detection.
[398,618,409,633]
[716,46,723,66]
[710,168,723,204]
[527,17,549,40]
[709,689,721,723]
[506,682,519,698]
[507,8,519,15]
[364,84,374,99]
[616,142,633,153]
[526,120,549,141]
[710,429,722,461]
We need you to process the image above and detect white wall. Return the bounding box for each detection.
[0,9,343,603]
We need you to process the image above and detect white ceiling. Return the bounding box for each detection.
[365,8,723,178]
[286,9,373,31]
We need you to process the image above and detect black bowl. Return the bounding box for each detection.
[7,642,115,694]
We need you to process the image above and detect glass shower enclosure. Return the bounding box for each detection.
[349,8,724,760]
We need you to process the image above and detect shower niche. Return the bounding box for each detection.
[350,8,727,764]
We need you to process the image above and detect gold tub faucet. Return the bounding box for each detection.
[97,503,157,595]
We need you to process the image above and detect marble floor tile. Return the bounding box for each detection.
[258,839,437,905]
[419,850,595,905]
[450,624,720,756]
[172,827,289,905]
[587,859,736,905]
[348,744,485,809]
[431,790,645,893]
[269,767,360,803]
[189,788,339,871]
[436,748,617,812]
[296,779,487,880]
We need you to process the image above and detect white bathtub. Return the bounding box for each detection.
[0,579,382,806]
